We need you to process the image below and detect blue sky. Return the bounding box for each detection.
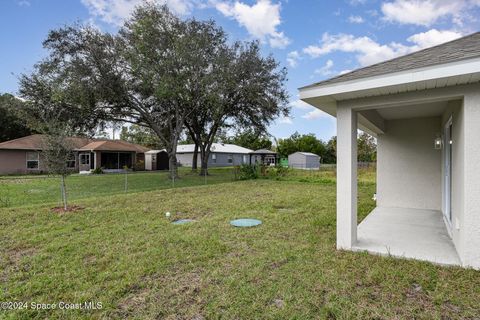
[1,0,480,141]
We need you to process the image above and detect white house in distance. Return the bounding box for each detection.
[176,143,253,167]
[299,32,480,269]
[288,152,320,170]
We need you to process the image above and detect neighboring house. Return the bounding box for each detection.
[0,134,149,174]
[299,32,480,269]
[176,143,253,167]
[249,149,277,166]
[288,152,320,170]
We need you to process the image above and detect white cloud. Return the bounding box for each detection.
[339,69,352,75]
[290,99,313,110]
[348,15,364,23]
[277,116,293,124]
[302,109,329,120]
[286,50,300,67]
[381,0,480,26]
[303,29,463,67]
[407,29,462,48]
[349,0,367,5]
[314,59,334,76]
[213,0,290,48]
[81,0,196,25]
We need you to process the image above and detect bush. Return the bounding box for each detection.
[135,160,145,171]
[264,165,290,179]
[237,164,258,180]
[91,167,104,175]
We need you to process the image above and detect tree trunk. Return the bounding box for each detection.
[199,146,209,176]
[168,153,178,180]
[192,141,199,172]
[61,175,68,211]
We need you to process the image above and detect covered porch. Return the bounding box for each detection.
[331,92,466,268]
[301,78,480,268]
[354,207,460,266]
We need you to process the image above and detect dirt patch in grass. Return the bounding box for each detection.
[118,287,150,313]
[114,270,207,319]
[7,246,38,265]
[51,205,85,214]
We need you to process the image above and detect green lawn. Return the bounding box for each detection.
[1,169,479,319]
[0,167,237,208]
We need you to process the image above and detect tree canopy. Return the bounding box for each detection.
[276,132,375,164]
[0,94,34,142]
[19,4,288,177]
[225,129,273,151]
[277,132,327,159]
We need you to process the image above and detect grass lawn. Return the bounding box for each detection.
[0,167,237,208]
[1,169,479,319]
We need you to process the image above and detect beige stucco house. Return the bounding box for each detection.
[0,134,148,174]
[299,32,480,269]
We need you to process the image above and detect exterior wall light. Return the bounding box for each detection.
[434,135,443,150]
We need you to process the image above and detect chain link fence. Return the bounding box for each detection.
[0,167,239,208]
[0,163,376,208]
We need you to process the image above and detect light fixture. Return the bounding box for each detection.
[434,134,442,150]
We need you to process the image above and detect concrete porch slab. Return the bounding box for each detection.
[353,207,461,266]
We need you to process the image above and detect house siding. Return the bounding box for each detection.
[0,150,50,174]
[177,152,249,167]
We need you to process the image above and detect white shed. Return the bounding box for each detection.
[288,152,320,170]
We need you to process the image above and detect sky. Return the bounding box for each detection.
[1,0,480,142]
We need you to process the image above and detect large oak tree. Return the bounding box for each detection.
[20,4,289,177]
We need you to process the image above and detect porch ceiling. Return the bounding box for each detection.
[376,100,449,120]
[353,207,461,267]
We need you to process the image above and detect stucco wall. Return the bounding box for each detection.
[441,100,464,261]
[0,150,28,174]
[463,91,480,268]
[377,117,442,210]
[0,150,48,174]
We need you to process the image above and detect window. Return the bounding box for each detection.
[212,153,217,163]
[227,154,233,164]
[243,155,248,164]
[26,152,39,169]
[66,153,76,169]
[80,153,90,165]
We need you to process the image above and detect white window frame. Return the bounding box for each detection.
[66,153,76,169]
[26,151,40,170]
[212,153,217,163]
[80,153,90,166]
[227,154,233,164]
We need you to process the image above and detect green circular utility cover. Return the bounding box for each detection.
[230,218,262,228]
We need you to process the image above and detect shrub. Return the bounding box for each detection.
[237,164,258,180]
[265,165,290,179]
[91,167,104,174]
[135,160,145,171]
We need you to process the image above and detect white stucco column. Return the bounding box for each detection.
[462,92,480,269]
[336,105,358,249]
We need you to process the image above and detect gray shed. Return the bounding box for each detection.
[288,152,320,170]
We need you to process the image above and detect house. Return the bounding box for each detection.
[288,152,320,170]
[176,143,253,167]
[0,134,149,174]
[299,32,480,269]
[145,150,169,171]
[249,149,277,166]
